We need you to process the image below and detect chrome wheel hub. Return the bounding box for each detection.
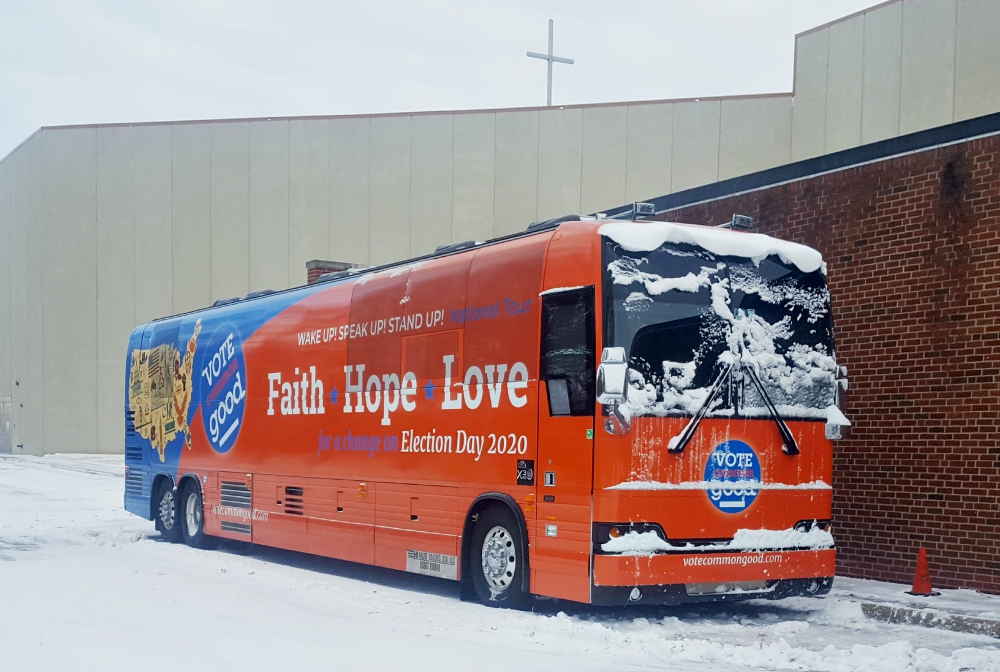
[159,490,176,530]
[481,525,516,595]
[185,492,201,536]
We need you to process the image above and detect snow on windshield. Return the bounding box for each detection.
[603,237,838,421]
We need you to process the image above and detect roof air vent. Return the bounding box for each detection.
[716,214,755,230]
[212,297,242,307]
[526,214,581,232]
[434,240,482,254]
[633,202,656,219]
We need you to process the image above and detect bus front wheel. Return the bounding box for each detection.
[471,506,531,609]
[154,481,180,543]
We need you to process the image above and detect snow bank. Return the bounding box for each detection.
[599,221,825,274]
[600,525,834,555]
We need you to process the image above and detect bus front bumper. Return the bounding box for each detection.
[591,548,835,606]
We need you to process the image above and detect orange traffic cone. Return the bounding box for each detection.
[906,547,940,596]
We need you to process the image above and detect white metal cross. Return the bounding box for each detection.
[527,19,574,106]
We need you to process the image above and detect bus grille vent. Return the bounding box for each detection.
[124,474,143,496]
[220,521,251,535]
[125,445,143,462]
[220,481,252,509]
[284,487,304,516]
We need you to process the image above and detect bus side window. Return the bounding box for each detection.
[540,287,595,417]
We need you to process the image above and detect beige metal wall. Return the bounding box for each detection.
[1,0,998,455]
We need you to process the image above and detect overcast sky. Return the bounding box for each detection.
[0,0,881,158]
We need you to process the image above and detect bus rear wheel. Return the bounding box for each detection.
[180,481,215,549]
[470,506,531,609]
[154,481,180,543]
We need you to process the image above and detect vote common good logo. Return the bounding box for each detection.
[198,324,247,453]
[704,440,760,513]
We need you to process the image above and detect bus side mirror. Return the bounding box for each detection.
[597,347,631,435]
[596,347,628,403]
[826,366,850,440]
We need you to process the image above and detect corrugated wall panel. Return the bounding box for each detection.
[536,107,582,220]
[580,105,627,215]
[133,125,173,325]
[409,114,453,257]
[954,0,1000,122]
[209,122,250,302]
[248,119,290,292]
[289,119,330,287]
[624,103,672,205]
[899,0,957,135]
[329,118,371,266]
[861,1,903,144]
[451,113,495,244]
[96,126,135,454]
[41,128,98,455]
[369,116,411,267]
[171,123,212,315]
[493,111,538,237]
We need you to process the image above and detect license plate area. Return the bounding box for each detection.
[685,580,771,596]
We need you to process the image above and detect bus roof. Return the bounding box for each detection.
[142,216,821,326]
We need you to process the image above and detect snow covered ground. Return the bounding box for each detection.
[1,454,998,672]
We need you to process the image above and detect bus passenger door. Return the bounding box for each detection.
[533,287,595,603]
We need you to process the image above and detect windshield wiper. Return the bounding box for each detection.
[741,364,800,455]
[667,361,800,456]
[667,362,733,454]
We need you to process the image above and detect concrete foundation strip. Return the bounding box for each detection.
[862,602,1000,639]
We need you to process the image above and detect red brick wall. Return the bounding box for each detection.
[657,134,1000,593]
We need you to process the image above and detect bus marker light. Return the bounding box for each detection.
[545,524,558,537]
[608,526,621,539]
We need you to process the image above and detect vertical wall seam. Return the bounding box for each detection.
[326,118,333,265]
[208,124,213,303]
[490,113,497,239]
[951,0,959,123]
[623,106,631,205]
[576,110,584,214]
[534,110,541,221]
[93,128,99,451]
[896,1,905,137]
[286,122,292,284]
[822,29,831,155]
[714,101,722,184]
[406,117,413,257]
[669,105,677,193]
[245,123,250,294]
[448,115,456,244]
[169,125,175,314]
[366,120,372,265]
[860,12,869,143]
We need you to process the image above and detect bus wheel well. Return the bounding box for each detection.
[149,474,174,521]
[460,494,530,602]
[176,474,202,498]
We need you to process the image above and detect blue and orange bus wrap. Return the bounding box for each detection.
[124,218,846,607]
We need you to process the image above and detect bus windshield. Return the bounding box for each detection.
[603,236,837,421]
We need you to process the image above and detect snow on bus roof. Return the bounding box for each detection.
[598,221,824,274]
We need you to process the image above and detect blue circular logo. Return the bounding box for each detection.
[704,440,760,513]
[198,324,247,453]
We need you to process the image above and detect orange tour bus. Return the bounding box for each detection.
[123,213,849,607]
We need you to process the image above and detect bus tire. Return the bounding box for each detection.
[180,481,216,549]
[154,480,180,543]
[471,506,531,609]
